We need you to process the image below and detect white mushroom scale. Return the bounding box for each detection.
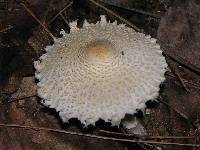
[34,16,167,126]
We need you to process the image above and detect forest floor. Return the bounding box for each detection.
[0,0,200,150]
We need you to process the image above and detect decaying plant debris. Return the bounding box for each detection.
[0,0,200,150]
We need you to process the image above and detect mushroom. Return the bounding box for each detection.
[34,15,167,126]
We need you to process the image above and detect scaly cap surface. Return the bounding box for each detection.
[34,15,167,126]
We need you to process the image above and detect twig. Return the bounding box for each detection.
[158,98,188,120]
[2,95,36,105]
[99,130,194,140]
[1,88,19,96]
[23,73,35,78]
[20,2,54,38]
[173,67,190,93]
[0,25,13,33]
[88,0,142,32]
[163,52,200,75]
[165,72,200,90]
[99,0,161,19]
[185,82,200,90]
[167,61,190,93]
[41,0,53,24]
[0,123,198,147]
[160,97,197,140]
[48,1,73,24]
[60,13,69,26]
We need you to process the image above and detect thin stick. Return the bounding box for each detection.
[184,81,200,90]
[158,98,188,120]
[167,61,190,93]
[48,1,73,24]
[163,52,200,75]
[0,123,198,147]
[60,13,69,26]
[20,2,54,38]
[41,0,53,24]
[165,72,200,90]
[99,130,194,139]
[88,0,142,32]
[2,95,36,105]
[99,0,161,19]
[0,25,13,33]
[173,67,190,93]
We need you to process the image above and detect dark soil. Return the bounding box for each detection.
[0,0,199,150]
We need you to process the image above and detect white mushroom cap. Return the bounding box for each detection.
[34,15,167,126]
